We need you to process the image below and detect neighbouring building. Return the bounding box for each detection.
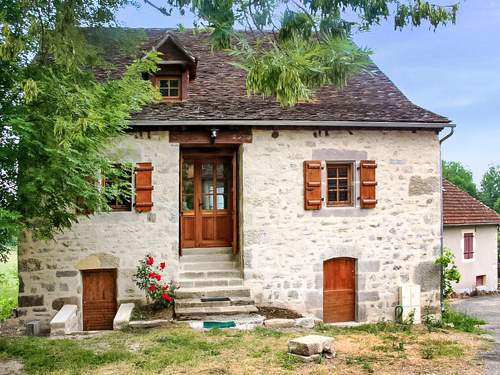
[17,29,455,332]
[443,179,500,294]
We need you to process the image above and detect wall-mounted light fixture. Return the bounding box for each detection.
[210,128,219,144]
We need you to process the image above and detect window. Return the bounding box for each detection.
[158,77,180,98]
[326,163,353,207]
[476,275,485,287]
[463,232,474,260]
[103,164,132,212]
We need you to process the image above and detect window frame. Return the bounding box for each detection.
[155,76,181,100]
[461,230,475,262]
[475,275,486,287]
[325,162,355,208]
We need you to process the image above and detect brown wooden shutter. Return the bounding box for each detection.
[135,162,154,212]
[360,160,377,209]
[304,160,322,210]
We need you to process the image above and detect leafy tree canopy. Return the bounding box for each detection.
[480,165,500,212]
[148,0,459,105]
[0,0,160,260]
[442,161,478,199]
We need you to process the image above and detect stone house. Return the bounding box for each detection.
[443,180,500,293]
[17,29,454,331]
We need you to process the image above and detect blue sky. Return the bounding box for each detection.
[117,1,499,184]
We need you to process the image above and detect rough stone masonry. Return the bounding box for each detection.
[17,128,442,329]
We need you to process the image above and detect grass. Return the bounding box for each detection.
[0,321,487,375]
[442,307,487,334]
[0,251,18,321]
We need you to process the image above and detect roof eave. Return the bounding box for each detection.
[129,120,455,130]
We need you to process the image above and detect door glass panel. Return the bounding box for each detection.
[202,162,214,195]
[216,194,228,209]
[216,162,228,178]
[183,195,194,210]
[202,194,213,210]
[216,179,228,194]
[202,163,213,178]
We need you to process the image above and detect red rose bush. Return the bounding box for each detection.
[133,255,176,308]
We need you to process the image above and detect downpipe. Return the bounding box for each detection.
[438,126,455,313]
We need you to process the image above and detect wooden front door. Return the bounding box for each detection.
[323,258,356,323]
[181,153,234,249]
[82,269,117,331]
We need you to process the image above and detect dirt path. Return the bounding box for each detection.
[452,295,500,375]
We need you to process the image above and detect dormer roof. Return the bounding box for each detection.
[152,32,197,78]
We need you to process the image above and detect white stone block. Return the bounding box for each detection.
[113,303,135,330]
[398,284,421,324]
[264,318,296,328]
[288,335,334,356]
[50,305,80,335]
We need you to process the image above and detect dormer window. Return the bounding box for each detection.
[157,77,181,99]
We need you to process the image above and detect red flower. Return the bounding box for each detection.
[162,284,169,290]
[148,272,156,278]
[155,274,161,281]
[146,256,154,266]
[160,262,166,270]
[161,293,172,301]
[148,284,157,292]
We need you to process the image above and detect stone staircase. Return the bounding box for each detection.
[174,247,258,320]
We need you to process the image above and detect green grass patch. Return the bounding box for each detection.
[420,339,464,359]
[276,351,302,370]
[0,251,18,321]
[345,355,375,374]
[316,320,414,336]
[253,326,285,337]
[0,335,131,374]
[442,307,486,334]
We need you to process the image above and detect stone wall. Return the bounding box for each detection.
[17,131,179,330]
[241,129,442,321]
[18,127,443,327]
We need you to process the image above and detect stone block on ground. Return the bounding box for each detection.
[113,303,135,330]
[264,318,296,328]
[289,353,321,363]
[288,335,334,357]
[294,316,321,329]
[50,305,80,335]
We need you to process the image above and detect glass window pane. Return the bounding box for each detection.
[328,191,337,202]
[339,179,348,189]
[339,191,348,202]
[202,194,213,210]
[183,162,194,179]
[216,179,228,194]
[217,162,228,178]
[339,167,348,177]
[216,194,227,209]
[159,80,168,87]
[170,79,179,88]
[328,179,337,189]
[327,168,337,178]
[170,89,179,97]
[202,163,213,178]
[202,180,213,194]
[160,88,168,96]
[183,179,194,195]
[183,195,194,211]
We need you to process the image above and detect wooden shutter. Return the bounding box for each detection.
[135,162,154,212]
[304,160,322,210]
[360,160,377,209]
[464,233,474,259]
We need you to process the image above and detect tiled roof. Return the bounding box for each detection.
[443,179,500,225]
[97,28,450,124]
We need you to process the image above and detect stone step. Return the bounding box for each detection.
[175,286,251,299]
[179,278,244,288]
[182,247,232,256]
[175,297,255,309]
[179,270,242,280]
[180,253,234,263]
[180,261,238,271]
[175,304,259,320]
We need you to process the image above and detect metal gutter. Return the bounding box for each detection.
[130,119,455,129]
